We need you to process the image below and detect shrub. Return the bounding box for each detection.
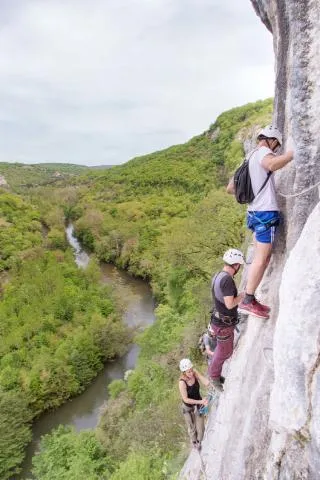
[109,450,165,480]
[108,379,126,399]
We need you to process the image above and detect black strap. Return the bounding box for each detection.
[257,170,272,196]
[247,147,272,197]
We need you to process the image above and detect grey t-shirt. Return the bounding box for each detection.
[203,332,217,352]
[248,146,279,212]
[211,271,238,319]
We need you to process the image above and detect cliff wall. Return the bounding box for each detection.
[180,1,320,478]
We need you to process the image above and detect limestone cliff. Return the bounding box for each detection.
[180,1,320,478]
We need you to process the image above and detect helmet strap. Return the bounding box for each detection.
[266,138,278,152]
[231,264,240,275]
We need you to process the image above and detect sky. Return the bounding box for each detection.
[0,0,275,166]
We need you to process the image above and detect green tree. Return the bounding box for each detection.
[32,425,112,480]
[0,391,32,480]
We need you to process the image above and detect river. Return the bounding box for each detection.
[18,224,155,479]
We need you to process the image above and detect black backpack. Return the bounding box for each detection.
[233,149,272,204]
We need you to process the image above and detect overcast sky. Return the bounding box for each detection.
[0,0,274,166]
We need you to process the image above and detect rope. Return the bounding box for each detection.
[278,179,320,198]
[198,452,208,480]
[262,347,273,368]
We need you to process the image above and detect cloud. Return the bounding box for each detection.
[0,0,274,165]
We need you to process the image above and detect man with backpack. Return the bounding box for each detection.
[208,248,245,391]
[227,125,293,319]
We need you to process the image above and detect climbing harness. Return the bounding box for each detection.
[211,310,239,327]
[247,211,280,236]
[278,179,320,198]
[247,211,279,226]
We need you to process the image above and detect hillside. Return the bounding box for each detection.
[0,162,88,192]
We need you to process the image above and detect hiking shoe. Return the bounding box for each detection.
[238,299,269,319]
[209,378,224,392]
[255,299,271,313]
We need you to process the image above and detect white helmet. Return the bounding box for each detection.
[223,248,245,266]
[258,125,282,145]
[179,358,193,372]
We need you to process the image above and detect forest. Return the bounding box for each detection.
[0,98,272,479]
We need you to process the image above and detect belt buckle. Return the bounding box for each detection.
[222,314,233,326]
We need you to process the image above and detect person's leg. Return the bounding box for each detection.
[195,412,205,443]
[240,212,279,318]
[208,326,234,381]
[245,240,273,294]
[182,409,197,445]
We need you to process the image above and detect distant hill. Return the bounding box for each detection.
[0,162,88,191]
[89,165,114,169]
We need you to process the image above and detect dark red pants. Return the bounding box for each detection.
[208,325,234,379]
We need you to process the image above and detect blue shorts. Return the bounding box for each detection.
[246,211,280,244]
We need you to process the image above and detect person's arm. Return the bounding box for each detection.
[193,369,210,388]
[226,177,235,194]
[220,275,244,310]
[224,292,245,310]
[205,344,215,357]
[261,151,293,172]
[178,380,207,405]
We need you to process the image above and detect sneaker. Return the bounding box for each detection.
[255,299,271,313]
[238,299,269,319]
[209,378,224,392]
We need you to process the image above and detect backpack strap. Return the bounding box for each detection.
[257,170,272,195]
[248,148,272,196]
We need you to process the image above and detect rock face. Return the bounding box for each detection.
[180,2,320,479]
[251,0,320,249]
